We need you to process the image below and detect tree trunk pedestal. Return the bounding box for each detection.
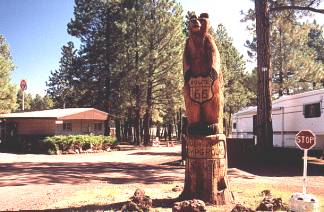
[180,134,233,205]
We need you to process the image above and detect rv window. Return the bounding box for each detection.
[304,102,321,118]
[63,123,72,131]
[233,123,237,130]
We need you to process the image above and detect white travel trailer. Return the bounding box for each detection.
[232,88,324,150]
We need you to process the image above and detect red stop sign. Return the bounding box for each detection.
[295,130,316,150]
[20,80,27,91]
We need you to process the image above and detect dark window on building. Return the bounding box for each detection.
[63,122,72,131]
[304,102,321,118]
[94,123,103,131]
[253,115,257,135]
[233,122,237,130]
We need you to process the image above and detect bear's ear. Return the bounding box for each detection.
[199,13,209,19]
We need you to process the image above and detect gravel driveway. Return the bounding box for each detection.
[0,145,184,210]
[0,144,323,211]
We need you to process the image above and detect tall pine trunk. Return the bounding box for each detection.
[177,109,182,141]
[133,4,142,146]
[134,94,141,145]
[144,18,155,145]
[144,81,152,145]
[278,27,284,97]
[115,118,121,142]
[104,8,112,136]
[167,123,172,141]
[121,120,126,141]
[255,0,273,153]
[156,124,161,138]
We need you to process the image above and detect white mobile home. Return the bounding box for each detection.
[232,89,324,150]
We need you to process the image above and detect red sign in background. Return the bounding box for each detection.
[20,80,27,91]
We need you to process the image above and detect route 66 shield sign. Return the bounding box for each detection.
[189,76,214,104]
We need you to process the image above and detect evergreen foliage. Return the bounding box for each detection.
[214,24,255,134]
[46,0,185,144]
[271,15,324,95]
[16,91,54,112]
[243,1,324,97]
[242,0,323,152]
[0,35,17,113]
[16,90,32,111]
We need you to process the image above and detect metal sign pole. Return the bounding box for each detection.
[303,149,308,194]
[22,90,25,111]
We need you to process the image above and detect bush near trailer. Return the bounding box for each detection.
[43,134,117,154]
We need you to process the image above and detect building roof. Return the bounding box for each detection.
[234,88,324,117]
[0,108,108,120]
[273,88,324,104]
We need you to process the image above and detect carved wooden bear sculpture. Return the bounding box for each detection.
[183,13,224,135]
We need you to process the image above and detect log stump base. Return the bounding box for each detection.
[180,134,234,205]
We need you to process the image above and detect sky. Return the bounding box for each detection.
[0,0,323,96]
[0,0,79,96]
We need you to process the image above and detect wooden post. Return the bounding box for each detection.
[180,134,233,204]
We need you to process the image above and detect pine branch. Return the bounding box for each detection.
[307,0,318,8]
[270,6,324,14]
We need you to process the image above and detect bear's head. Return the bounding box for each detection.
[189,14,200,35]
[199,13,210,35]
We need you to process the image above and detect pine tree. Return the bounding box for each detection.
[271,15,324,96]
[46,0,185,142]
[243,0,323,152]
[0,35,17,113]
[46,42,80,108]
[214,24,255,135]
[16,90,32,111]
[30,94,54,111]
[308,21,324,63]
[141,0,185,144]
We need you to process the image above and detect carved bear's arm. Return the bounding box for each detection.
[204,35,221,80]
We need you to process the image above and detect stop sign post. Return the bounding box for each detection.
[20,80,27,111]
[295,130,316,194]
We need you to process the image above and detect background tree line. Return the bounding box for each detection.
[45,1,255,144]
[243,2,324,97]
[242,0,324,152]
[1,0,323,147]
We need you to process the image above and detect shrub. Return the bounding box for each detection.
[43,134,115,154]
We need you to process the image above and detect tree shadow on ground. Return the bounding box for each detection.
[228,148,324,177]
[0,161,184,186]
[18,202,126,211]
[129,151,180,156]
[17,198,178,211]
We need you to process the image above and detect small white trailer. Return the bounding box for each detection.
[232,88,324,150]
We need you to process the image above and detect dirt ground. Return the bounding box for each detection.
[0,143,323,211]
